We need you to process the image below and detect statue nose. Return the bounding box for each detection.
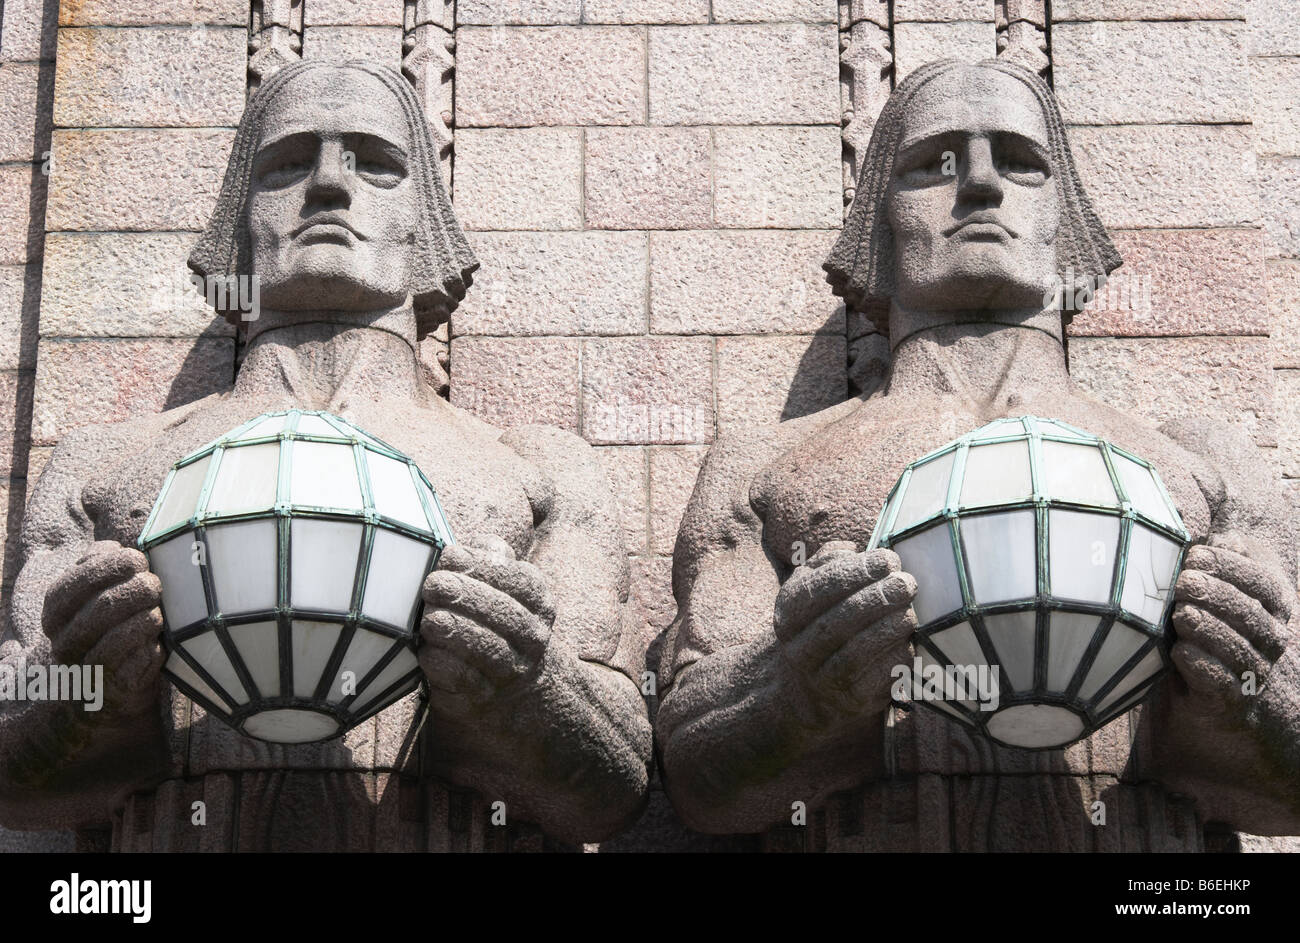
[305,142,354,206]
[957,137,1003,204]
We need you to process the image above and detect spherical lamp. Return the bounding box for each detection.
[868,416,1190,750]
[138,410,453,744]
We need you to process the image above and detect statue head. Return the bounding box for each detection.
[825,59,1120,336]
[189,60,477,340]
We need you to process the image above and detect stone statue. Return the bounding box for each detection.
[0,61,651,851]
[657,59,1300,851]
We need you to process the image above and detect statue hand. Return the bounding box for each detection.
[773,542,917,720]
[42,541,165,719]
[1170,534,1297,714]
[418,536,556,718]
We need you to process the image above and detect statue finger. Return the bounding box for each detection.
[1171,601,1270,683]
[1170,640,1238,707]
[422,571,550,659]
[420,609,531,684]
[1174,569,1288,661]
[774,550,901,641]
[783,574,916,670]
[430,548,553,620]
[54,572,162,664]
[43,544,148,640]
[1183,544,1293,622]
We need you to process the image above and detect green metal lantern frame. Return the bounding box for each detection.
[138,410,454,741]
[868,416,1191,750]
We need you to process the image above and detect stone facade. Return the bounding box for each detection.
[0,0,1296,851]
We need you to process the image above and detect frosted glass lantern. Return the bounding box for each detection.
[139,410,453,744]
[868,417,1190,750]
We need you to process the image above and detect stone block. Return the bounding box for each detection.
[456,0,581,24]
[649,229,843,335]
[649,446,705,555]
[630,554,676,632]
[0,63,52,161]
[894,0,990,21]
[712,0,837,22]
[715,334,846,434]
[648,24,839,125]
[1066,228,1266,337]
[1277,369,1300,478]
[581,337,714,445]
[457,27,646,127]
[0,163,43,265]
[307,0,405,26]
[585,127,712,230]
[31,338,232,446]
[0,370,33,476]
[448,336,581,432]
[54,27,245,128]
[453,128,582,231]
[40,232,232,338]
[1069,124,1256,229]
[1252,57,1300,157]
[302,26,403,69]
[1259,157,1300,259]
[58,0,246,26]
[1249,1,1300,56]
[714,126,841,229]
[893,21,997,81]
[1053,1,1242,18]
[46,128,234,231]
[1268,260,1300,368]
[583,0,708,23]
[595,445,648,553]
[1,0,57,61]
[453,231,646,337]
[1069,336,1276,448]
[0,264,40,369]
[1054,22,1248,124]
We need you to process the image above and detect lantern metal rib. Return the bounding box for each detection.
[138,410,454,744]
[868,416,1191,750]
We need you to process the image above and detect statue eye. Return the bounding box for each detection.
[994,140,1049,183]
[254,137,316,188]
[897,146,953,185]
[347,139,408,189]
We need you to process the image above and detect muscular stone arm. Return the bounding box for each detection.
[1140,418,1300,833]
[422,425,652,843]
[0,427,171,828]
[655,431,889,834]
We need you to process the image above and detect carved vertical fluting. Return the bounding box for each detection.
[837,1,893,395]
[403,1,457,396]
[995,0,1049,77]
[248,0,304,90]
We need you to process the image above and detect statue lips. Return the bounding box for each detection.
[943,211,1018,242]
[292,213,366,246]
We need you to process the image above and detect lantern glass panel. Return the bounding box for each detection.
[361,528,432,630]
[959,440,1032,507]
[206,443,280,515]
[291,621,343,697]
[206,519,278,614]
[893,450,954,532]
[961,510,1036,605]
[150,533,207,631]
[180,631,249,705]
[418,478,450,536]
[893,524,962,625]
[296,414,343,438]
[1035,419,1090,441]
[228,621,280,697]
[987,704,1084,749]
[327,629,397,703]
[244,709,339,744]
[150,456,211,537]
[1078,622,1148,700]
[238,414,287,440]
[1115,455,1178,531]
[165,651,232,714]
[917,643,980,712]
[928,621,991,682]
[290,519,363,611]
[1041,441,1116,506]
[290,441,362,510]
[369,454,429,531]
[351,648,419,712]
[1048,509,1119,604]
[983,610,1037,692]
[1046,611,1103,693]
[1097,647,1163,712]
[1121,525,1182,625]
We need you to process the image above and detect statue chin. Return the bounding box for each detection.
[259,271,407,314]
[897,268,1055,314]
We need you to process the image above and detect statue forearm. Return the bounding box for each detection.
[426,637,651,844]
[657,636,883,834]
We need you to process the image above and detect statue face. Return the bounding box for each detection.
[247,69,419,312]
[886,66,1060,312]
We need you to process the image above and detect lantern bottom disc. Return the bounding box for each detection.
[243,709,341,744]
[985,704,1086,750]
